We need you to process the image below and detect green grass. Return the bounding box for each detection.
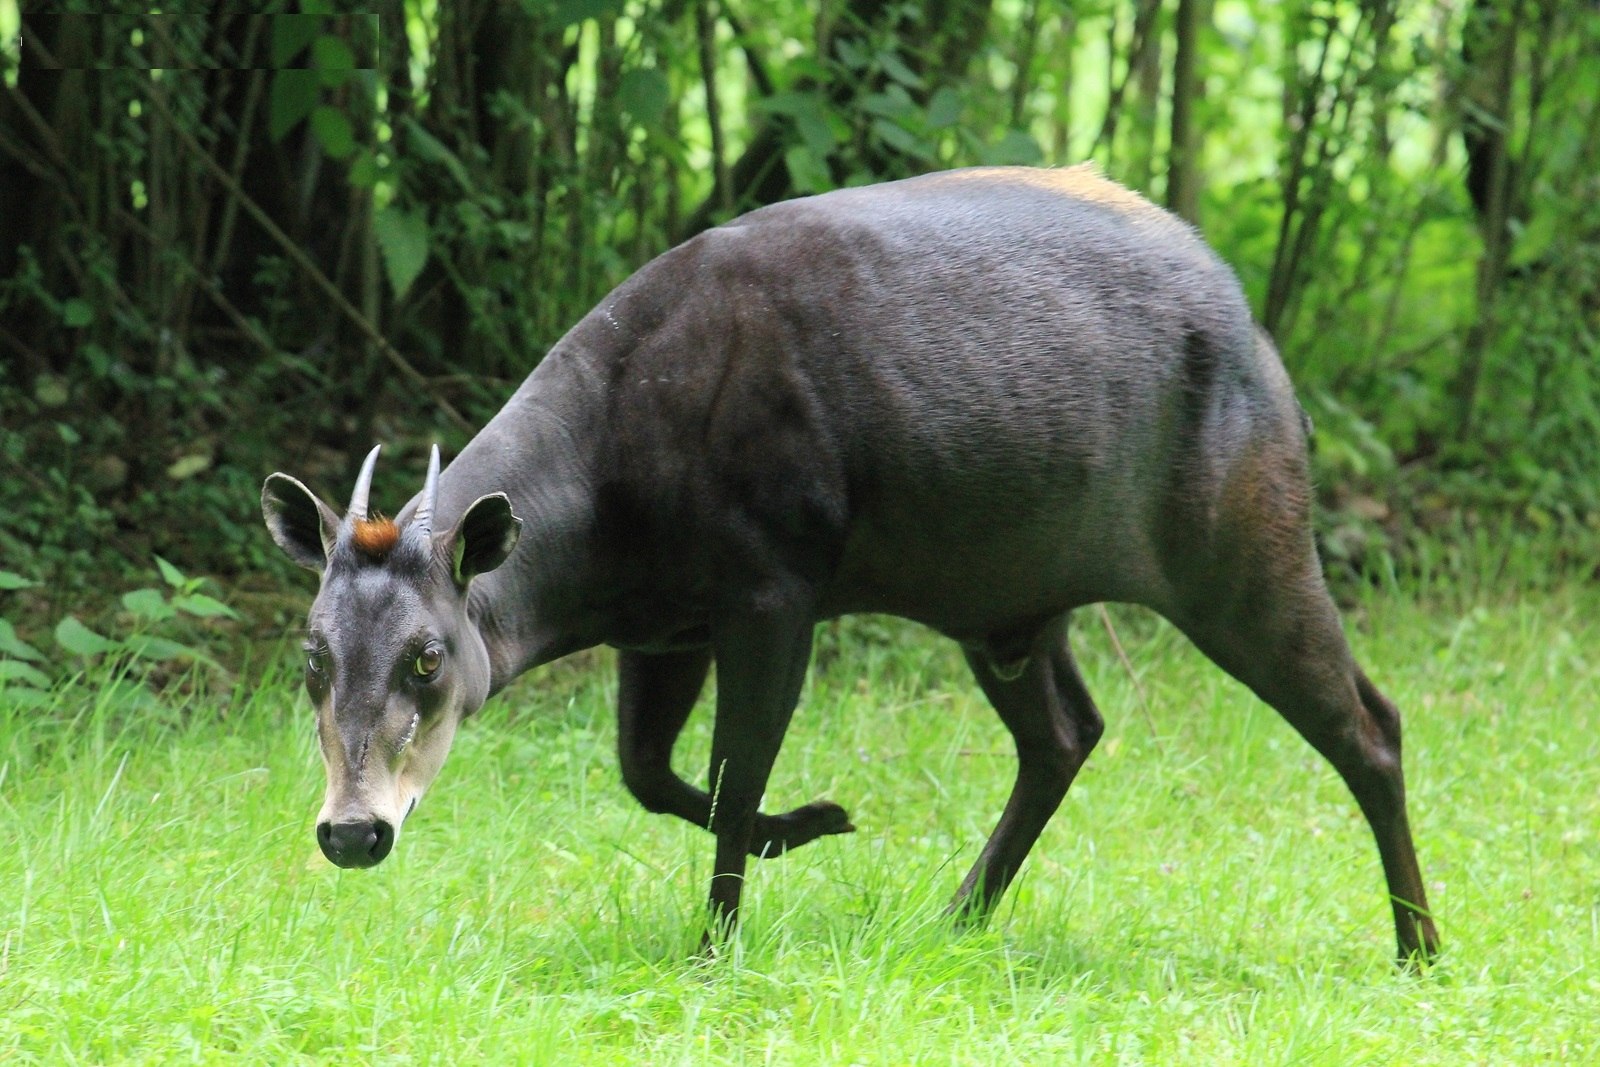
[3,589,1600,1064]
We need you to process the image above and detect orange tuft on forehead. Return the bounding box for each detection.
[350,517,400,558]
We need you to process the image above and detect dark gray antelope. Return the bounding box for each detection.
[263,165,1437,962]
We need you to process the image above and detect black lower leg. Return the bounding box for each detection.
[950,618,1103,921]
[702,607,816,936]
[617,647,711,818]
[1179,605,1439,965]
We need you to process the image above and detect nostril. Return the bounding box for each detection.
[370,819,394,862]
[317,821,333,848]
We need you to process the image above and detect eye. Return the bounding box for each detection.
[414,645,443,679]
[303,639,328,677]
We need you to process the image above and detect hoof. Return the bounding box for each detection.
[943,882,1001,931]
[1397,940,1442,974]
[749,800,855,858]
[694,928,721,961]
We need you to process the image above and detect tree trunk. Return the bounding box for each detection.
[1167,0,1203,223]
[1453,0,1523,439]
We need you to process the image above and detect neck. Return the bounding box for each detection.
[433,351,609,693]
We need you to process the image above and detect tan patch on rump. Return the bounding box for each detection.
[351,517,400,557]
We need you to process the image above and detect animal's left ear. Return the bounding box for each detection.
[442,493,522,587]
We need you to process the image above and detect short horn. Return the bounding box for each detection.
[348,444,381,521]
[412,444,441,538]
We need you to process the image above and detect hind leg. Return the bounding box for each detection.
[1175,579,1439,964]
[949,614,1105,921]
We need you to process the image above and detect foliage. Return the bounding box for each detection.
[0,557,239,710]
[2,595,1600,1060]
[0,0,1596,611]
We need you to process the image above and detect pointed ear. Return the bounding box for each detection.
[262,473,341,571]
[443,493,521,587]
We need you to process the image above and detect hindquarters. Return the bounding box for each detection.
[1147,331,1437,960]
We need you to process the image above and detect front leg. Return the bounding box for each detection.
[703,607,817,938]
[617,648,852,858]
[617,647,714,820]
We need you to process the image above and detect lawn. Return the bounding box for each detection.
[2,587,1598,1064]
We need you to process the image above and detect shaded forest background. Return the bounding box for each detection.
[0,0,1597,647]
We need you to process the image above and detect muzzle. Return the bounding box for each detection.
[316,817,395,868]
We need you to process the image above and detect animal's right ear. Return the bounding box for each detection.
[262,474,342,571]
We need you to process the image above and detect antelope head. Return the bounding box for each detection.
[261,445,520,867]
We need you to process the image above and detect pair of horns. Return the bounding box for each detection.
[348,443,440,537]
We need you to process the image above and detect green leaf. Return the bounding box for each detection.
[0,686,53,710]
[348,148,378,189]
[0,659,53,689]
[871,118,934,161]
[82,342,112,377]
[312,34,354,70]
[0,619,44,661]
[1509,212,1556,269]
[757,92,836,159]
[154,556,186,589]
[172,593,238,620]
[925,87,961,130]
[311,105,356,159]
[121,587,173,623]
[166,454,211,480]
[55,616,117,657]
[877,50,923,90]
[269,70,319,142]
[312,34,355,88]
[124,635,209,664]
[34,375,69,407]
[0,570,37,590]
[861,90,917,122]
[618,68,670,128]
[784,145,832,195]
[271,13,319,66]
[62,298,93,327]
[374,205,430,301]
[403,119,473,192]
[755,92,805,117]
[978,129,1043,166]
[835,39,869,71]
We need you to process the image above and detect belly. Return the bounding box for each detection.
[816,480,1168,638]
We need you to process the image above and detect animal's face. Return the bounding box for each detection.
[301,556,485,865]
[262,447,519,868]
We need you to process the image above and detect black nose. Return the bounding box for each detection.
[316,818,394,868]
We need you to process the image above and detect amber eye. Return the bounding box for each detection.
[414,645,443,678]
